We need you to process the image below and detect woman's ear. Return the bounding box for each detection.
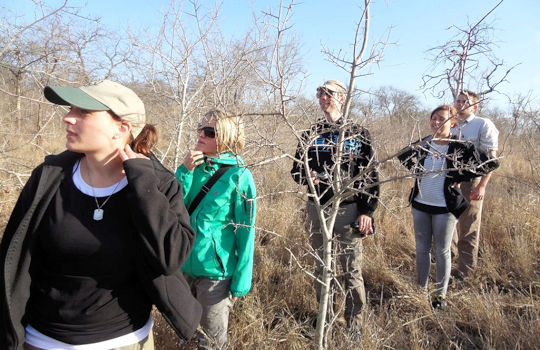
[118,121,132,141]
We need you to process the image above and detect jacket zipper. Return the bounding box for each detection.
[243,191,248,213]
[212,237,226,278]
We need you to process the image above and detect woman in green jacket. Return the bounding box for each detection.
[176,109,256,350]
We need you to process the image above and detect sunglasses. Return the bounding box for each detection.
[197,126,216,138]
[316,89,334,98]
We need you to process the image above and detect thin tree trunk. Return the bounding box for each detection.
[315,205,339,349]
[315,232,332,350]
[173,113,185,170]
[15,72,21,132]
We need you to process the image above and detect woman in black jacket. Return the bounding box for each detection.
[398,105,498,310]
[0,80,201,349]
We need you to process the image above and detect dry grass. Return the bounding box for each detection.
[1,117,538,350]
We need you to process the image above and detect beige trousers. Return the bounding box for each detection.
[453,177,484,277]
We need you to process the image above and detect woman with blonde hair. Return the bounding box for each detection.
[398,105,498,310]
[0,80,201,350]
[176,109,256,349]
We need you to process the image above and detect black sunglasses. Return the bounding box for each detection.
[197,126,216,138]
[316,89,334,98]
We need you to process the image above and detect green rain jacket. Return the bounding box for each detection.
[175,152,256,297]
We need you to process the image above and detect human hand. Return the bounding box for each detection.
[310,170,320,185]
[118,144,149,161]
[184,150,205,171]
[469,184,486,201]
[356,214,373,235]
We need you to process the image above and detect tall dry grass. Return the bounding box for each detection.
[0,115,538,350]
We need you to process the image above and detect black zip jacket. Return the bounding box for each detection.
[0,151,202,349]
[290,119,379,216]
[398,137,500,218]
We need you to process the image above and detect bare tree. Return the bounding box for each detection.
[282,2,503,348]
[0,0,131,186]
[128,0,268,169]
[0,0,69,131]
[372,86,422,124]
[128,0,219,168]
[286,1,387,348]
[421,0,517,100]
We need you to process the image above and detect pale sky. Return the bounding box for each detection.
[6,0,540,110]
[220,0,539,110]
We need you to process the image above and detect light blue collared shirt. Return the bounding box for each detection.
[451,113,499,152]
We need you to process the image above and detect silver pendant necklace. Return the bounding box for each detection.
[85,161,122,221]
[92,195,116,221]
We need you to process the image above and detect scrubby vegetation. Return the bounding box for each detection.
[2,112,537,349]
[1,1,538,349]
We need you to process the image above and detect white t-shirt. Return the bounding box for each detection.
[25,318,153,350]
[72,160,128,196]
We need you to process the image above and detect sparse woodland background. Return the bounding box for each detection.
[0,1,538,349]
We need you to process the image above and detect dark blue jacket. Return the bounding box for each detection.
[291,119,379,216]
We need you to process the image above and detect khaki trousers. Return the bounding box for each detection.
[24,331,154,350]
[453,177,483,277]
[306,201,366,329]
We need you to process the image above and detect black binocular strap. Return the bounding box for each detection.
[188,165,232,215]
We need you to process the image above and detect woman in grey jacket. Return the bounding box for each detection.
[398,105,499,310]
[0,80,201,349]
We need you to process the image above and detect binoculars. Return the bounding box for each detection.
[349,222,372,238]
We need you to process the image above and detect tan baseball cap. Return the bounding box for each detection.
[317,80,347,94]
[44,80,146,139]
